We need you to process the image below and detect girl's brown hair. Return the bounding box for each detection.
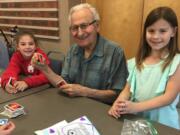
[136,7,179,71]
[15,31,38,48]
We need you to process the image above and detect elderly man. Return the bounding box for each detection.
[34,3,128,104]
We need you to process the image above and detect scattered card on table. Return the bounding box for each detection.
[0,119,8,126]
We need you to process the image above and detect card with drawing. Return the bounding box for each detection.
[59,116,100,135]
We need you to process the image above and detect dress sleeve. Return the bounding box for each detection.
[127,58,136,83]
[126,58,137,99]
[168,54,180,76]
[156,54,180,94]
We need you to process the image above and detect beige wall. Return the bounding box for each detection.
[2,0,180,59]
[38,0,82,55]
[86,0,180,59]
[86,0,144,59]
[98,0,143,59]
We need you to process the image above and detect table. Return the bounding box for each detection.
[0,88,179,135]
[0,68,50,104]
[0,84,50,104]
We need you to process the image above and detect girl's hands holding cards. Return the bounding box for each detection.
[5,78,17,94]
[31,53,48,72]
[5,78,28,93]
[31,53,46,66]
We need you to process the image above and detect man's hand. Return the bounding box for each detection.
[59,84,87,97]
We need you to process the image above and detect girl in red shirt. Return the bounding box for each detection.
[1,31,50,93]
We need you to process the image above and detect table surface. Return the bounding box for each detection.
[0,88,179,135]
[0,68,50,104]
[0,84,50,104]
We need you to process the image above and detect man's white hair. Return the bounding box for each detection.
[68,3,100,25]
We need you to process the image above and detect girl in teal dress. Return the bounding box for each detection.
[109,7,180,129]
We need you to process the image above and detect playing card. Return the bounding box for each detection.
[60,116,100,135]
[0,119,8,126]
[5,102,23,111]
[56,80,66,87]
[7,77,16,86]
[56,76,67,88]
[0,102,26,118]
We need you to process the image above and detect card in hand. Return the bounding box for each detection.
[7,77,16,86]
[0,119,8,126]
[56,80,66,87]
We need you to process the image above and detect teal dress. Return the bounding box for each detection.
[127,54,180,129]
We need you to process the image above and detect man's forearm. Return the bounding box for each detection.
[41,66,63,87]
[84,87,118,104]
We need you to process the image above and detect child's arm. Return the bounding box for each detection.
[1,53,21,92]
[108,83,131,118]
[37,65,66,87]
[23,52,51,88]
[119,64,180,114]
[23,72,51,88]
[31,53,66,87]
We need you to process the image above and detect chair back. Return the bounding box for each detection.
[47,51,65,75]
[0,40,9,69]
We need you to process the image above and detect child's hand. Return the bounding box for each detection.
[108,100,122,119]
[0,121,15,135]
[31,53,47,70]
[13,81,28,92]
[5,83,17,94]
[31,53,46,66]
[118,100,137,114]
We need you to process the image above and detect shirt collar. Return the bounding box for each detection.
[73,34,104,57]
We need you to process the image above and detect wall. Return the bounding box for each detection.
[86,0,144,59]
[86,0,180,59]
[0,0,82,55]
[1,0,180,58]
[39,0,82,55]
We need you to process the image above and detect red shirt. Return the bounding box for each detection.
[1,48,50,88]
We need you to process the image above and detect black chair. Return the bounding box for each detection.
[47,51,65,75]
[0,40,9,69]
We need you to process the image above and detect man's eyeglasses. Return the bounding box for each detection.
[69,20,96,32]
